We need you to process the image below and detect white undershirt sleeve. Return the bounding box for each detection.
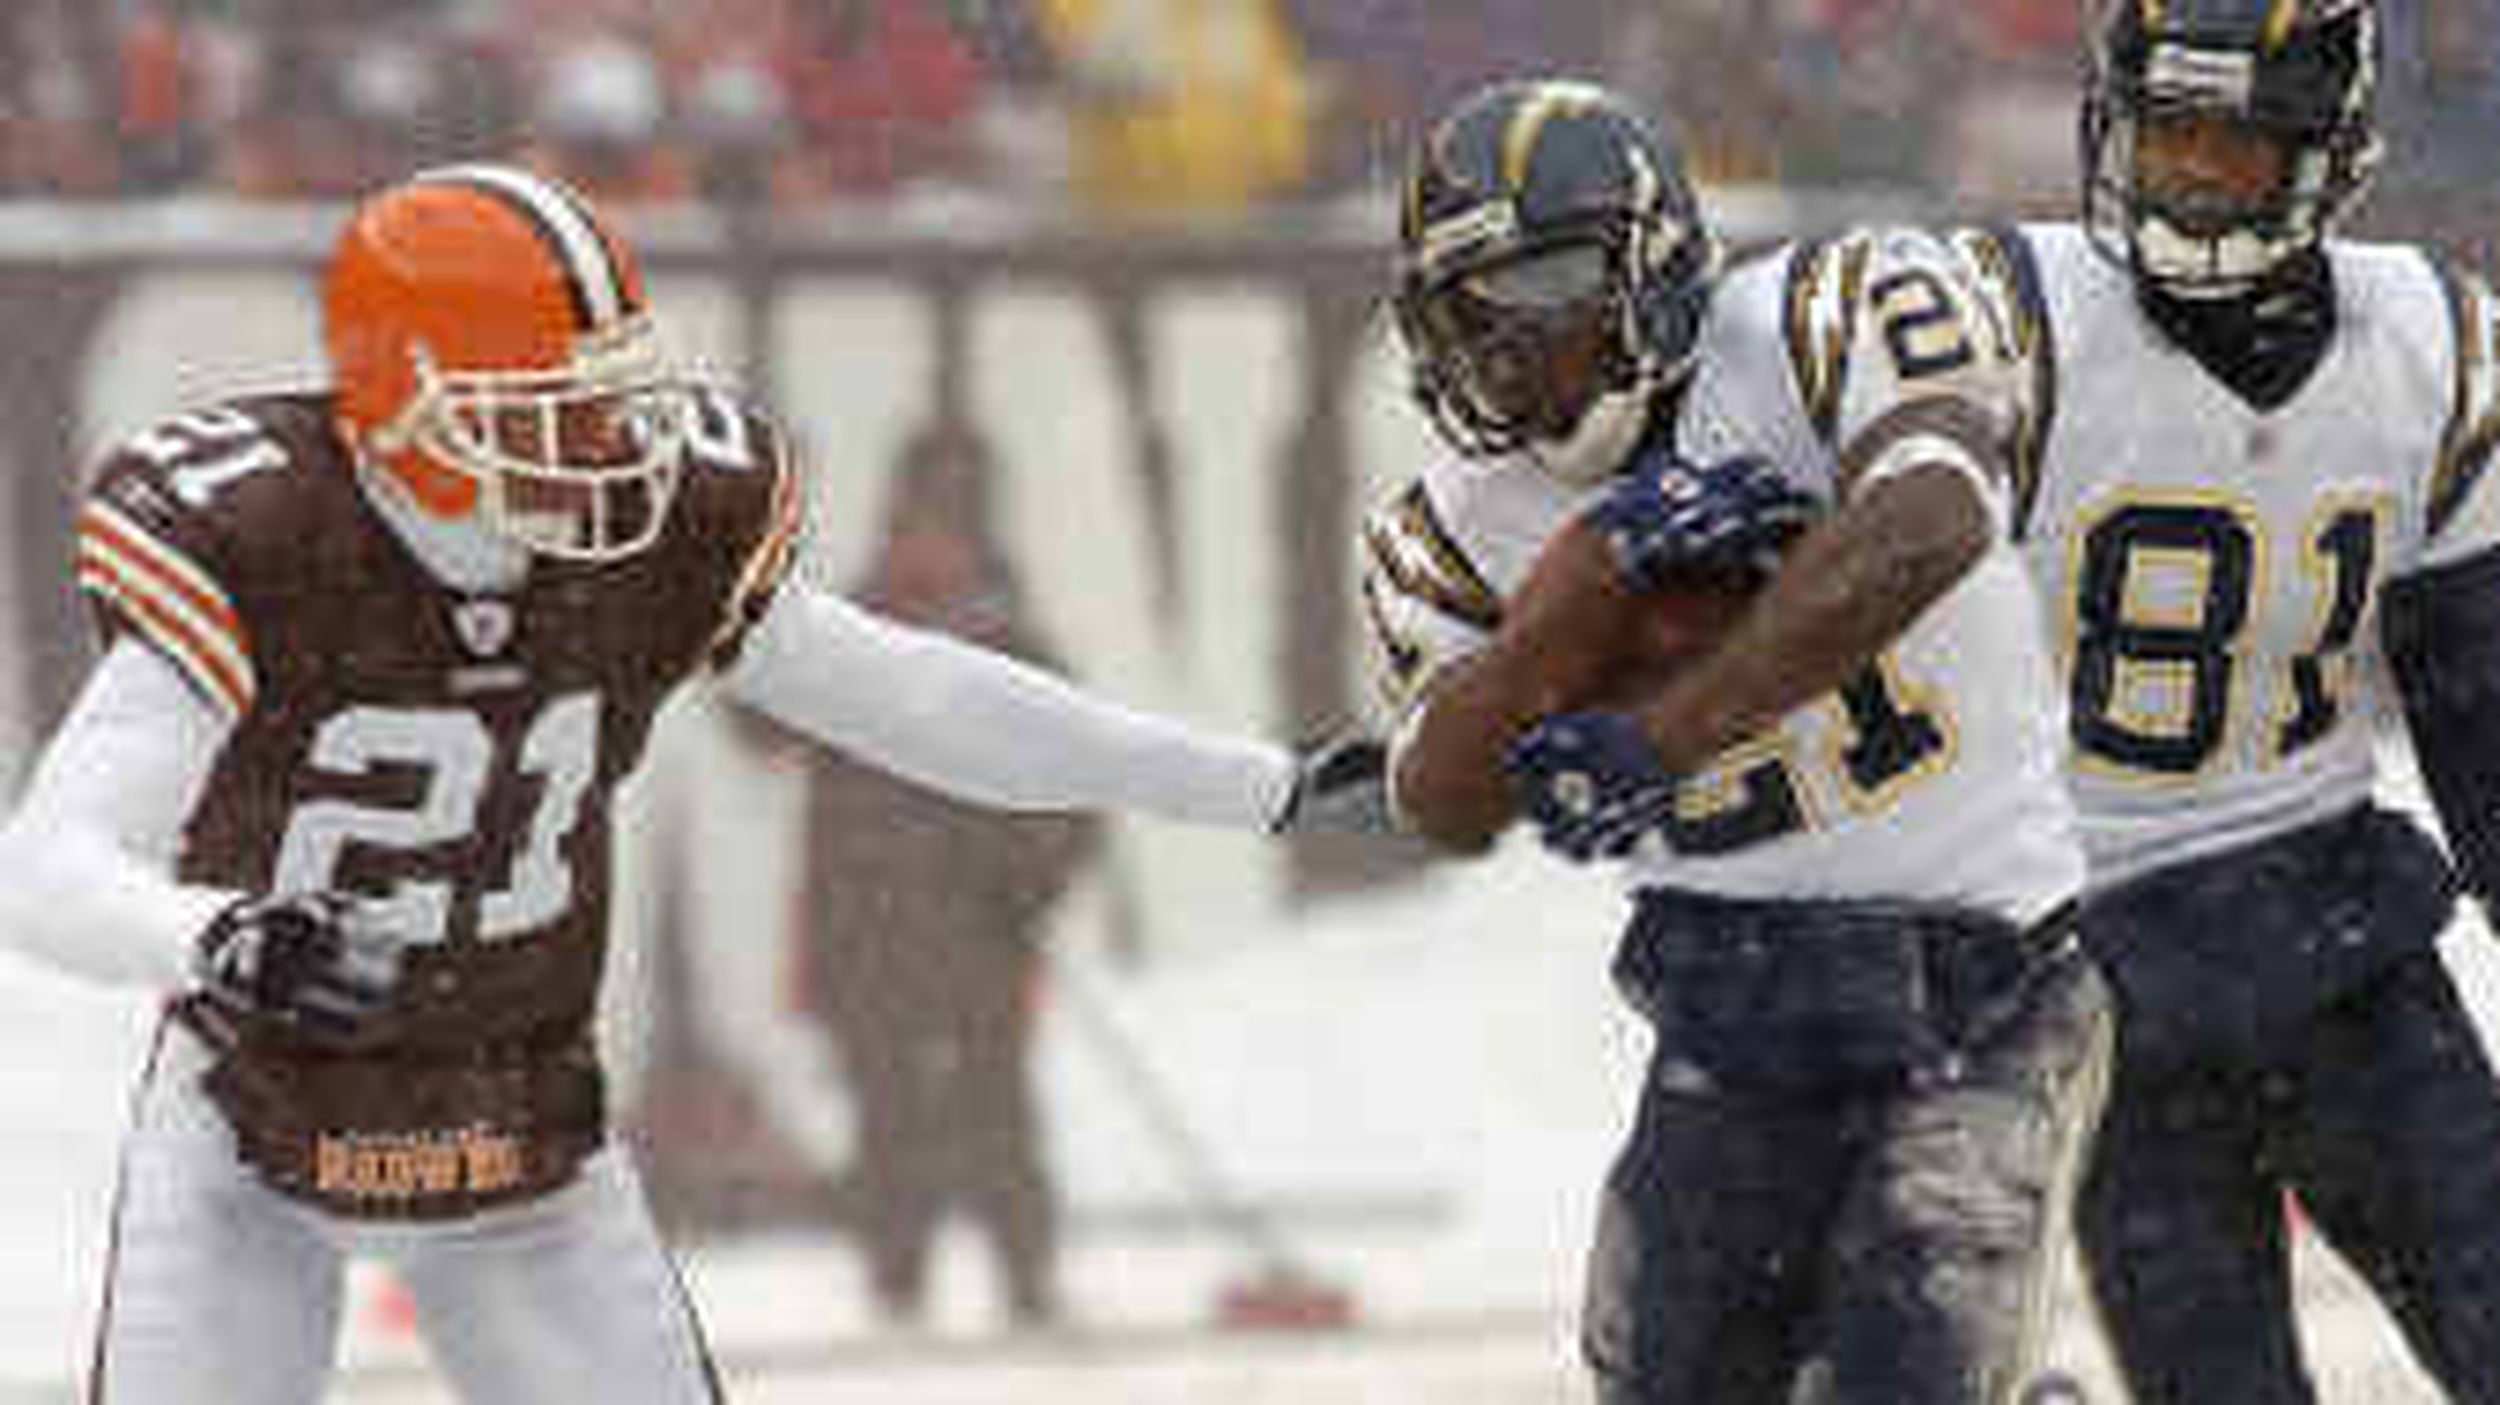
[0,641,238,992]
[719,586,1297,829]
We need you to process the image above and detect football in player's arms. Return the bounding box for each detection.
[1501,453,1807,713]
[1505,512,1758,709]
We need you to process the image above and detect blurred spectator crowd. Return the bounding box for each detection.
[1,0,2492,233]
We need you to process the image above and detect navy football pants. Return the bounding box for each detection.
[2079,947,2500,1404]
[1582,942,2108,1403]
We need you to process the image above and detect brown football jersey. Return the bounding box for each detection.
[79,385,804,1055]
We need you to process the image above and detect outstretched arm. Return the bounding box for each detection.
[720,585,1301,830]
[0,641,238,991]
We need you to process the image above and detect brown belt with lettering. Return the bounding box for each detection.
[180,1000,606,1221]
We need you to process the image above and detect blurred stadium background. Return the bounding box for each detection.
[0,0,2495,1399]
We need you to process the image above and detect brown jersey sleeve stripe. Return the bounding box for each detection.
[77,503,255,716]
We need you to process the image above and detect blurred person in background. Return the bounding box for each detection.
[1935,0,2080,210]
[656,0,807,211]
[1272,0,1441,198]
[1030,0,1314,221]
[644,1,819,210]
[778,0,987,198]
[789,445,1099,1331]
[0,0,118,195]
[1284,0,1622,197]
[111,0,225,193]
[523,24,693,204]
[1946,1,2500,1399]
[1606,1,1789,184]
[0,160,1379,1403]
[943,0,1080,205]
[645,0,993,208]
[223,0,523,200]
[1763,0,1964,187]
[2376,0,2500,266]
[673,53,805,209]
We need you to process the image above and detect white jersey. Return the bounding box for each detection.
[1953,222,2500,888]
[1364,228,2083,926]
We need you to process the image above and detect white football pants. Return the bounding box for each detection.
[90,1019,720,1404]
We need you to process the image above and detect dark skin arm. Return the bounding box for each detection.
[1629,454,1990,770]
[1392,531,1644,853]
[1393,398,2003,850]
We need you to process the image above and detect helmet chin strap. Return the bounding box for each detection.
[352,446,530,593]
[1528,384,1652,487]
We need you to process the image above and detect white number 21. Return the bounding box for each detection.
[273,694,601,946]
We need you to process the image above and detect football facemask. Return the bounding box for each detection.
[326,163,691,563]
[1402,244,1623,450]
[2082,0,2380,298]
[373,320,691,561]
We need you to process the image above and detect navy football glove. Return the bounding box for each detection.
[1505,710,1683,862]
[192,891,412,1050]
[1588,452,1817,595]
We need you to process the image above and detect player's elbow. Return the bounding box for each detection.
[1850,467,1993,610]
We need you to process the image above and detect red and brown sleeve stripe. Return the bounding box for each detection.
[75,500,256,717]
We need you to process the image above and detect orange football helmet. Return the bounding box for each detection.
[324,163,689,561]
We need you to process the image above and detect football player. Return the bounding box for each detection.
[1946,1,2500,1400]
[1361,79,2109,1403]
[0,163,1379,1404]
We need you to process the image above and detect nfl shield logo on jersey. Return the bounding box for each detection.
[453,599,516,658]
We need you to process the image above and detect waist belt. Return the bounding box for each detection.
[182,998,606,1221]
[1612,888,2081,1095]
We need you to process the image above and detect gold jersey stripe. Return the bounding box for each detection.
[1362,482,1504,631]
[1782,236,1864,448]
[1956,226,2057,541]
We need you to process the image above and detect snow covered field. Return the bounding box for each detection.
[3,743,2493,1402]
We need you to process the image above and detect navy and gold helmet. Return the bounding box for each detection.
[1393,79,1718,483]
[2082,0,2380,298]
